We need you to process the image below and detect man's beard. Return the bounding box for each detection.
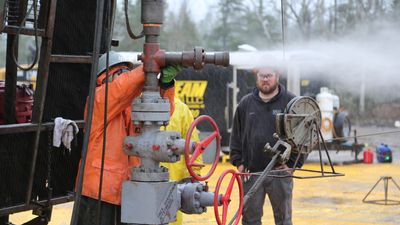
[257,82,279,95]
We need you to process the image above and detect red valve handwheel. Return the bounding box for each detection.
[214,169,244,225]
[184,115,221,181]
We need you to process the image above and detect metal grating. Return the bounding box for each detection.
[5,0,40,27]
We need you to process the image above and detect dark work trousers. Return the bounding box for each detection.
[242,172,293,225]
[77,195,126,225]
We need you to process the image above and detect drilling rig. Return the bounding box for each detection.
[0,1,344,225]
[0,0,244,224]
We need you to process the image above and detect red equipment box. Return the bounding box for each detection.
[0,81,34,124]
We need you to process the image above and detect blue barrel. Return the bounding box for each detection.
[376,143,393,163]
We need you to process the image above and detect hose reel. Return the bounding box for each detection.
[275,96,322,154]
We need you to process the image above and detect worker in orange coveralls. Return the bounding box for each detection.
[76,51,180,225]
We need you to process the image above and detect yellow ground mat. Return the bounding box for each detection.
[9,162,400,225]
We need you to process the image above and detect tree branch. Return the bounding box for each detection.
[249,0,272,40]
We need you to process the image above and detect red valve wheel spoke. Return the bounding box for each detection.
[214,169,244,225]
[199,131,218,148]
[222,201,229,225]
[224,175,236,199]
[184,115,221,181]
[189,145,204,165]
[190,162,205,168]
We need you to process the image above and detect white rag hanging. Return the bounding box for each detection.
[53,117,79,151]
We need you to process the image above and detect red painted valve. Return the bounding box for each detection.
[214,169,244,225]
[184,115,221,181]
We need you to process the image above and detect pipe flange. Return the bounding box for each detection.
[131,167,169,182]
[193,47,204,70]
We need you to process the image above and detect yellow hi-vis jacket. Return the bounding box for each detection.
[160,98,202,225]
[160,97,202,181]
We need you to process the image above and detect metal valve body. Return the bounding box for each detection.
[121,1,229,224]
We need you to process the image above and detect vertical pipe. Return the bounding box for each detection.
[280,0,286,61]
[141,0,163,92]
[334,0,337,34]
[287,63,301,96]
[359,73,365,113]
[384,178,388,205]
[3,0,26,124]
[4,34,17,124]
[232,66,238,116]
[227,66,238,133]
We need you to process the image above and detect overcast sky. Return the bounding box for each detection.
[167,0,215,22]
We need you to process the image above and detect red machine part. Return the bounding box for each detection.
[0,81,33,124]
[184,115,221,181]
[214,169,244,225]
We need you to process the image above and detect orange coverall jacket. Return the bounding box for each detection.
[80,65,175,205]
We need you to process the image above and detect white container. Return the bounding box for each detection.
[316,87,334,141]
[331,93,340,110]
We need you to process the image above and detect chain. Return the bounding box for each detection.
[46,131,53,201]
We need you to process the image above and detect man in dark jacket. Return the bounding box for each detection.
[229,68,304,225]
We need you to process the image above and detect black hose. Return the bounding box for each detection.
[11,0,39,71]
[124,0,144,40]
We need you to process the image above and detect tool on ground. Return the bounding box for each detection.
[363,176,400,205]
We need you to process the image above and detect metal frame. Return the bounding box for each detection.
[265,122,345,179]
[0,0,90,220]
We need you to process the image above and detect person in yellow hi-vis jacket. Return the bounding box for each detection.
[160,97,202,225]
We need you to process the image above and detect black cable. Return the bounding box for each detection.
[70,0,107,223]
[11,0,39,71]
[326,129,400,142]
[124,0,144,40]
[96,0,113,223]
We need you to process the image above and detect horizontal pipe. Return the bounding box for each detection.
[50,55,92,64]
[3,26,46,37]
[0,120,85,135]
[165,51,230,69]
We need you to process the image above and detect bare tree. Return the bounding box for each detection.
[161,1,201,51]
[202,0,244,50]
[219,0,243,50]
[286,0,313,40]
[314,0,327,37]
[248,0,273,40]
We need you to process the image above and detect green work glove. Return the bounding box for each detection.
[161,65,184,84]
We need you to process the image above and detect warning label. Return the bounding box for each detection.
[175,80,208,118]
